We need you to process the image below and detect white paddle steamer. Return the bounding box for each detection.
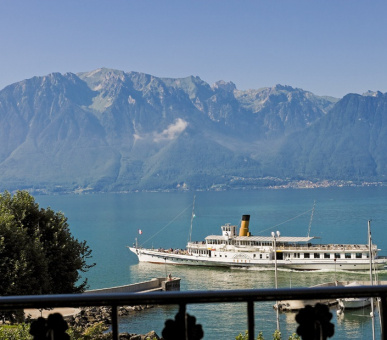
[128,215,386,271]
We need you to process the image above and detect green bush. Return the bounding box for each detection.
[65,322,109,340]
[0,322,111,340]
[235,330,301,340]
[0,324,32,340]
[235,330,269,340]
[273,330,281,340]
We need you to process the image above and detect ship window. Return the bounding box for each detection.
[266,254,269,259]
[334,253,340,259]
[356,253,362,259]
[260,254,263,259]
[345,253,351,259]
[324,253,330,259]
[304,253,310,258]
[314,253,320,258]
[253,254,256,258]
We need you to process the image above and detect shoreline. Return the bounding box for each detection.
[17,179,387,196]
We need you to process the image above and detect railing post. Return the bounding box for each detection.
[111,305,118,340]
[247,300,254,340]
[179,303,188,340]
[380,296,387,340]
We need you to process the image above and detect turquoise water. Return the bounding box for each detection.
[35,187,387,339]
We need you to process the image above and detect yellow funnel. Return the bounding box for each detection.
[239,215,250,236]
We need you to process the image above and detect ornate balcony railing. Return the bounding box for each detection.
[1,285,387,340]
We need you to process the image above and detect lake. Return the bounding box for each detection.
[35,187,387,339]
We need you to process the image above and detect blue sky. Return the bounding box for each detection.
[1,0,386,97]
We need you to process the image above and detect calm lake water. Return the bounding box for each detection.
[35,187,387,339]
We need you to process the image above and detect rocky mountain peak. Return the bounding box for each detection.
[363,90,383,97]
[78,68,127,91]
[272,84,296,92]
[212,80,237,92]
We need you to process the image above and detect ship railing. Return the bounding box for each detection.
[2,285,387,340]
[278,245,370,251]
[187,241,206,246]
[187,242,207,250]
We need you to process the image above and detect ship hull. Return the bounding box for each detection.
[128,247,385,271]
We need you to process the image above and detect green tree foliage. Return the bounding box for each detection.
[67,322,109,340]
[0,324,32,340]
[0,322,108,340]
[235,330,296,340]
[0,323,157,340]
[235,331,264,340]
[272,330,281,340]
[0,190,94,296]
[235,331,250,340]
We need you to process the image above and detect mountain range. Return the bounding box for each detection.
[0,68,386,193]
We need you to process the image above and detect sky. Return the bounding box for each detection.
[1,0,386,98]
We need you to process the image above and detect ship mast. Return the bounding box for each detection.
[188,195,196,243]
[307,201,316,237]
[368,220,376,340]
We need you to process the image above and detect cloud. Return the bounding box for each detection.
[154,118,188,142]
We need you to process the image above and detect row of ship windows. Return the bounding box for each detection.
[283,253,368,259]
[191,250,369,260]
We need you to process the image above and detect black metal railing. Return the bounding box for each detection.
[2,285,387,340]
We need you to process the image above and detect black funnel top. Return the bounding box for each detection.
[242,215,250,221]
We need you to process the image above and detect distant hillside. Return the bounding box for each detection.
[273,91,387,182]
[1,68,385,193]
